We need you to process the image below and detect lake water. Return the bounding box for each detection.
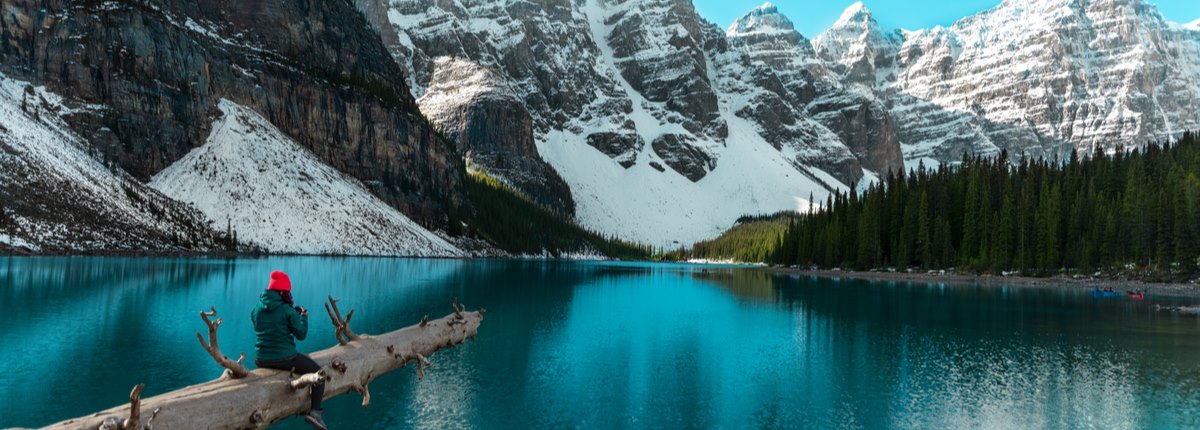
[2,257,1200,429]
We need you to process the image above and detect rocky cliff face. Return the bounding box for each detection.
[365,0,748,185]
[814,6,1005,165]
[417,57,575,213]
[817,0,1200,164]
[364,0,882,189]
[813,2,903,89]
[353,0,634,213]
[725,3,903,184]
[0,0,465,228]
[360,0,899,247]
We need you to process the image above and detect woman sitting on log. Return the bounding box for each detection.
[251,270,328,430]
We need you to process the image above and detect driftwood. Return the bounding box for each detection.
[37,299,485,430]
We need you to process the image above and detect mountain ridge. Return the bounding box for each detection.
[366,0,1199,247]
[1,0,1197,254]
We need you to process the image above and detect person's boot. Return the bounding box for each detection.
[304,409,328,430]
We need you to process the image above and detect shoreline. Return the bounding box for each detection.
[764,267,1200,300]
[0,250,618,262]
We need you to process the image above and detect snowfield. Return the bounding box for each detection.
[539,120,830,250]
[150,100,462,257]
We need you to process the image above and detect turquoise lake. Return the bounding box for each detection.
[3,257,1200,429]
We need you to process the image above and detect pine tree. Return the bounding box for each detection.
[897,195,919,268]
[916,191,932,268]
[0,192,7,230]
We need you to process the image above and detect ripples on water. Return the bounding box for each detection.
[2,258,1200,429]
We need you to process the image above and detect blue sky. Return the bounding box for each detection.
[693,0,1200,37]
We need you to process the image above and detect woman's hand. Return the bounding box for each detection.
[297,306,308,317]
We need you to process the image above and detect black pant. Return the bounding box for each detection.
[257,354,324,411]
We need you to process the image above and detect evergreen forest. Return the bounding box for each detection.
[703,133,1200,280]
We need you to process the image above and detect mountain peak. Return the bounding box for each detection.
[835,2,874,26]
[727,2,796,36]
[1187,18,1200,31]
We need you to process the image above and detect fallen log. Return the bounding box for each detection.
[37,298,485,430]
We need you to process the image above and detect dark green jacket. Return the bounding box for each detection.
[250,291,308,362]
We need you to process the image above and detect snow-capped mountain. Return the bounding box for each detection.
[813,3,1004,166]
[358,0,1199,247]
[1187,19,1200,32]
[150,100,462,257]
[2,0,1197,253]
[813,2,903,88]
[883,0,1200,159]
[725,3,904,181]
[361,0,846,247]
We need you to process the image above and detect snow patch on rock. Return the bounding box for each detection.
[0,73,221,252]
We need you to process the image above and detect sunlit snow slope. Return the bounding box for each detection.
[150,100,461,257]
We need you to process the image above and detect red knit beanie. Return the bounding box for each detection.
[268,270,292,292]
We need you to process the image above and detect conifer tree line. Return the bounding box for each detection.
[681,214,790,263]
[772,132,1200,277]
[464,171,650,259]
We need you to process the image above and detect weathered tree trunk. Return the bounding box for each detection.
[36,302,484,430]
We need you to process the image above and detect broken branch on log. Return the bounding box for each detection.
[452,297,465,319]
[354,375,372,408]
[42,309,485,430]
[289,371,327,390]
[324,296,360,345]
[448,298,472,327]
[97,384,144,430]
[124,383,143,430]
[414,353,431,380]
[196,307,250,379]
[145,408,161,430]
